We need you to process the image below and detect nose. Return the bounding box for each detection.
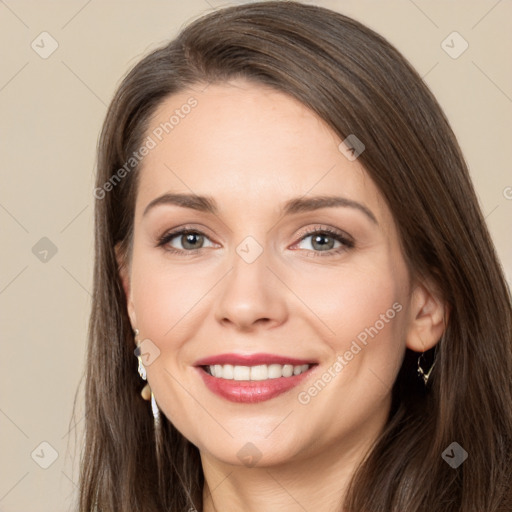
[214,247,289,332]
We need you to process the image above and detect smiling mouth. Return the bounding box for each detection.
[194,352,318,403]
[196,362,317,403]
[201,363,313,380]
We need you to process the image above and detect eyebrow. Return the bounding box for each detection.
[143,192,378,225]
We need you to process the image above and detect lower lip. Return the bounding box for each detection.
[195,366,314,403]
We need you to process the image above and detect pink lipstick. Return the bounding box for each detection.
[194,352,317,403]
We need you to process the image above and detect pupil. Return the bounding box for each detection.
[313,234,333,251]
[183,233,202,250]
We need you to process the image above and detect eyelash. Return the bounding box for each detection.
[156,224,355,258]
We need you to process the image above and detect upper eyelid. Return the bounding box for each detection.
[298,224,352,240]
[160,224,348,238]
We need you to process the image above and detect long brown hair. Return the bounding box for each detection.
[79,2,512,510]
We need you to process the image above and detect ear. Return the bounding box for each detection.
[405,279,448,352]
[115,242,137,330]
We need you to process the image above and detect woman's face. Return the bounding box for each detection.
[121,79,417,469]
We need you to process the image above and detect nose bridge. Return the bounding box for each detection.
[227,231,271,301]
[214,229,287,329]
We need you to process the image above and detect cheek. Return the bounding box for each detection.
[128,251,212,439]
[301,258,405,338]
[130,249,210,343]
[301,259,407,384]
[292,266,407,435]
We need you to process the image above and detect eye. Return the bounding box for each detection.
[293,226,354,256]
[156,224,354,257]
[157,228,215,254]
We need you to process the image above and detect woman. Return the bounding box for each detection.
[79,2,512,511]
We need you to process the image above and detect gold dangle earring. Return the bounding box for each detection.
[134,329,161,426]
[417,352,435,385]
[417,338,441,386]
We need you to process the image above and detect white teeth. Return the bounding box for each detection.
[250,365,268,381]
[206,363,310,380]
[222,364,234,379]
[267,364,282,379]
[282,364,293,377]
[233,365,250,380]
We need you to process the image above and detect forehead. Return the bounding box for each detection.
[135,79,389,226]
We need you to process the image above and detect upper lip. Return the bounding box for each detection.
[194,353,317,367]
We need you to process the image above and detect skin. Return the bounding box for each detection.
[118,79,446,512]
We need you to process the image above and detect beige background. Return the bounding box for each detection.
[0,1,511,510]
